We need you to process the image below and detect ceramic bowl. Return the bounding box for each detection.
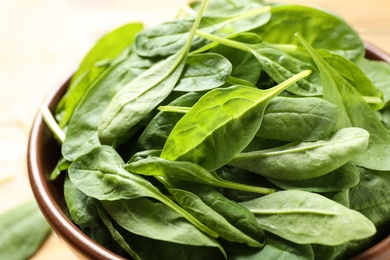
[27,43,390,260]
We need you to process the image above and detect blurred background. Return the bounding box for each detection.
[0,0,389,259]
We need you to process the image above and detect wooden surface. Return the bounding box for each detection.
[0,0,389,259]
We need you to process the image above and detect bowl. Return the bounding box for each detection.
[27,43,390,260]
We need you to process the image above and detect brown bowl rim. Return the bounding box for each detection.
[27,43,390,260]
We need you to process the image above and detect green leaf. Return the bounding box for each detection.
[137,92,202,151]
[56,23,143,125]
[358,58,390,104]
[125,153,275,194]
[183,184,266,247]
[64,176,127,256]
[190,0,266,17]
[196,31,321,96]
[256,96,338,142]
[241,190,376,245]
[98,0,209,146]
[266,162,360,192]
[254,5,364,62]
[102,198,225,254]
[229,127,369,181]
[210,33,262,85]
[169,188,263,247]
[68,145,218,239]
[173,53,232,92]
[62,50,152,161]
[135,6,271,58]
[160,70,311,171]
[0,200,52,260]
[223,232,314,260]
[95,203,141,259]
[297,33,390,171]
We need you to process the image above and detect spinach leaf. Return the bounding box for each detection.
[196,31,321,96]
[135,6,271,58]
[183,184,265,245]
[320,50,384,111]
[64,175,128,256]
[256,96,338,141]
[62,50,152,161]
[95,202,141,259]
[266,162,360,192]
[56,23,143,126]
[241,190,376,245]
[223,232,314,260]
[125,154,275,194]
[359,58,390,105]
[229,127,369,181]
[315,167,390,259]
[350,168,390,229]
[160,70,311,171]
[297,33,390,171]
[97,0,209,146]
[68,145,218,239]
[137,92,202,151]
[101,198,225,254]
[168,188,263,247]
[189,0,266,17]
[253,5,364,62]
[0,201,52,260]
[210,33,263,85]
[174,53,232,92]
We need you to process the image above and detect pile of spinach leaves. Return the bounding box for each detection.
[41,0,390,259]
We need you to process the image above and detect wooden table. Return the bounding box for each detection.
[0,0,388,259]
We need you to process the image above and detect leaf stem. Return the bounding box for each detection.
[158,105,191,113]
[40,105,65,143]
[362,96,383,104]
[196,29,250,52]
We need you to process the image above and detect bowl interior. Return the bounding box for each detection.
[27,44,390,260]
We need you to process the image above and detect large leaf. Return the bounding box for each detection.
[254,5,364,62]
[102,198,225,253]
[241,190,376,245]
[256,96,338,142]
[160,70,311,171]
[126,153,275,194]
[135,6,271,57]
[68,145,218,239]
[98,0,209,146]
[229,127,369,181]
[168,188,263,247]
[56,23,143,125]
[297,33,390,171]
[62,50,152,161]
